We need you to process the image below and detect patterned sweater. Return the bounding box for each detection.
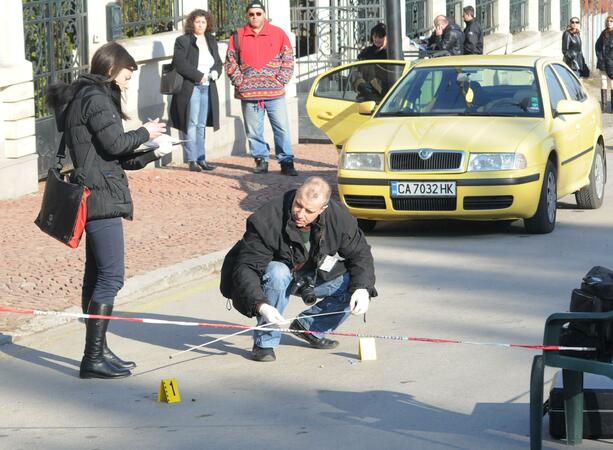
[225,22,294,101]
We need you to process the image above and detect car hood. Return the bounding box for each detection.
[345,116,543,153]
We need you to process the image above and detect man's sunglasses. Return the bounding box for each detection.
[248,11,263,17]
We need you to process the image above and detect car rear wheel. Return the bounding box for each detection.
[575,143,606,209]
[524,160,557,234]
[357,219,377,233]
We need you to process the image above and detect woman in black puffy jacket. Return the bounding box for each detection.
[596,16,613,112]
[47,42,166,379]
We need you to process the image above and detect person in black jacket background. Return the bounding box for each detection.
[562,17,586,79]
[169,9,222,172]
[596,16,613,112]
[428,15,465,55]
[462,6,483,55]
[220,177,377,362]
[47,42,167,379]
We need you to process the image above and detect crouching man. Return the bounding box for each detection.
[220,176,377,362]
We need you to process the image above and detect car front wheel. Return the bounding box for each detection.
[524,160,557,234]
[575,143,606,209]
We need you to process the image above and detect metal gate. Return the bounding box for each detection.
[23,0,89,178]
[290,0,384,142]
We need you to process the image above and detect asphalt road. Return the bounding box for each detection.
[1,152,612,450]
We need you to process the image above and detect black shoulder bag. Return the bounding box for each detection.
[34,135,94,248]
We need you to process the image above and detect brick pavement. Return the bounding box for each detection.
[0,144,339,334]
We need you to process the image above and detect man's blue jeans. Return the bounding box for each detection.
[254,261,351,349]
[185,84,209,163]
[241,98,293,163]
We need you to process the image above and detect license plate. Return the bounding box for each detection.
[391,181,456,197]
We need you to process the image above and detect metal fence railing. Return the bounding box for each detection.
[476,0,498,35]
[446,0,463,25]
[509,0,528,34]
[120,0,183,38]
[405,0,429,37]
[560,0,571,31]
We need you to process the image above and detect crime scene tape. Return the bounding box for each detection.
[0,306,595,352]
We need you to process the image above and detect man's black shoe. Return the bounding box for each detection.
[252,343,276,362]
[254,157,269,174]
[280,161,298,176]
[197,161,216,171]
[189,161,202,172]
[290,319,339,349]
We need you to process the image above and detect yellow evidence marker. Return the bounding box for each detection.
[157,378,181,403]
[358,337,377,361]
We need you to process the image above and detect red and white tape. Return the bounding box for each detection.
[0,306,594,352]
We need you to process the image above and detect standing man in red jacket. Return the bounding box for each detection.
[225,1,298,176]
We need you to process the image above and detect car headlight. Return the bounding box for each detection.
[341,153,384,171]
[467,153,527,171]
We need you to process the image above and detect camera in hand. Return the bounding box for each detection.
[290,274,317,306]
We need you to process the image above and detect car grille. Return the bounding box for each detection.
[344,195,386,209]
[389,151,463,171]
[463,196,514,210]
[392,198,457,211]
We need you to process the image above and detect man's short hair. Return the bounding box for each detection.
[297,176,331,206]
[463,6,475,17]
[434,15,449,27]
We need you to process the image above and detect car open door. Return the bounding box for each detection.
[306,60,409,148]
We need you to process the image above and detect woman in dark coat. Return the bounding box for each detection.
[562,17,585,78]
[596,16,613,112]
[170,9,222,172]
[47,42,167,379]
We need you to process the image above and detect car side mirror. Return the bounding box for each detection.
[555,99,582,116]
[358,101,376,115]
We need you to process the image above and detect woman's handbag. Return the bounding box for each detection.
[160,63,183,95]
[580,62,591,78]
[34,135,92,249]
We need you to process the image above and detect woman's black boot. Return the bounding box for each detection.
[601,89,607,112]
[80,302,131,379]
[609,89,613,113]
[82,298,135,369]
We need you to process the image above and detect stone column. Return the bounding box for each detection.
[550,1,561,31]
[497,0,511,34]
[526,0,539,31]
[0,0,38,200]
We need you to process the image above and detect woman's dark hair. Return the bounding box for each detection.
[90,42,138,81]
[90,42,137,119]
[369,22,386,43]
[184,9,215,34]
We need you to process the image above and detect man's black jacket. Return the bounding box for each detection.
[428,22,465,55]
[220,190,377,318]
[463,19,483,55]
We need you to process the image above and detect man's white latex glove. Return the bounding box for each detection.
[350,289,370,315]
[153,142,172,158]
[258,303,285,325]
[209,70,219,81]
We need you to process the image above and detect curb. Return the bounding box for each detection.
[4,247,230,343]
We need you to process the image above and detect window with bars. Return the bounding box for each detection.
[120,0,183,38]
[509,0,528,33]
[560,0,571,30]
[405,0,429,38]
[208,0,253,39]
[539,0,551,31]
[446,0,463,25]
[476,0,498,35]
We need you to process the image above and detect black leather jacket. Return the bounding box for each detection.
[463,19,483,55]
[220,190,377,317]
[428,22,465,55]
[562,30,584,72]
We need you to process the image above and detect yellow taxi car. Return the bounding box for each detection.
[306,55,606,233]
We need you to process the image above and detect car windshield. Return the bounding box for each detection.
[377,66,543,118]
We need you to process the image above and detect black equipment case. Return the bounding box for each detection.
[549,370,613,439]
